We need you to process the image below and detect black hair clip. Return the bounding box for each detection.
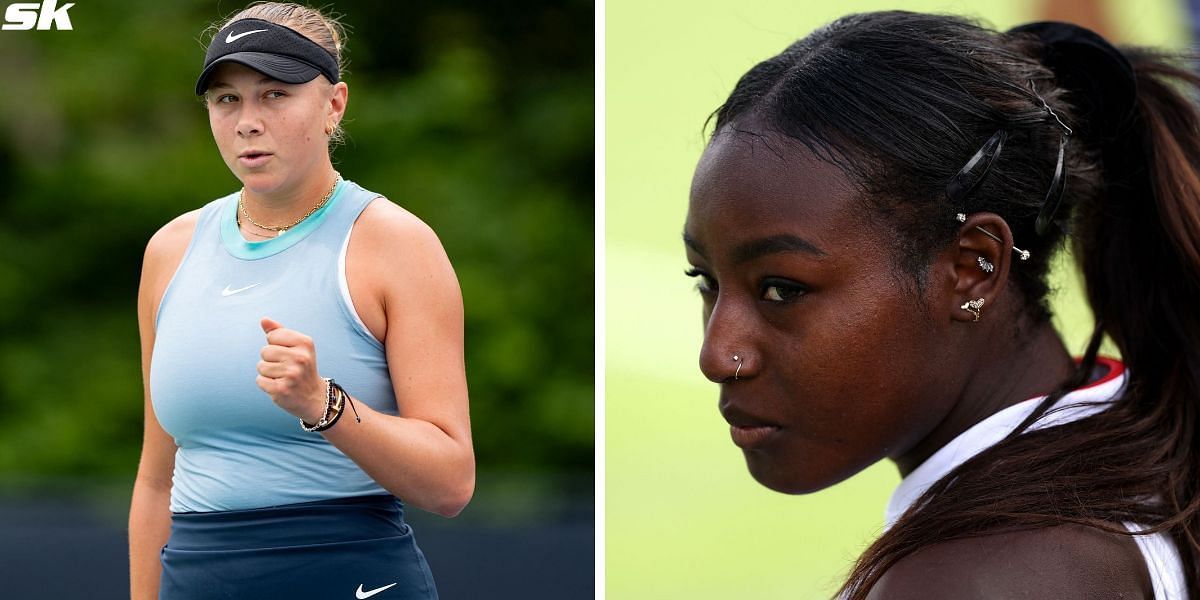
[949,129,1034,262]
[1032,87,1072,236]
[1009,20,1134,236]
[946,129,1007,204]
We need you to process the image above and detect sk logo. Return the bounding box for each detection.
[3,0,75,30]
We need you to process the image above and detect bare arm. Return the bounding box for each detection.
[128,212,196,599]
[255,200,474,517]
[866,523,1152,599]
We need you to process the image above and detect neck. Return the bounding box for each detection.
[892,317,1074,477]
[240,162,339,226]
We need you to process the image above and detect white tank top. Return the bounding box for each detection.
[885,358,1187,599]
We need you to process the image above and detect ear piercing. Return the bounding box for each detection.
[733,355,743,380]
[977,256,994,273]
[957,213,1031,260]
[961,298,985,322]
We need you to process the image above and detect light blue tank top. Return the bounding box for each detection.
[150,178,397,513]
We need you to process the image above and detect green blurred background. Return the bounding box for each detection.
[0,0,592,530]
[606,0,1185,597]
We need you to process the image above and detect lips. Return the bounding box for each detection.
[238,151,273,168]
[720,402,782,449]
[729,424,780,448]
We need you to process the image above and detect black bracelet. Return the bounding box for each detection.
[338,381,362,424]
[300,378,339,432]
[314,383,346,432]
[300,378,359,432]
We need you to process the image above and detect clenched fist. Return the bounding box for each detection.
[256,317,327,424]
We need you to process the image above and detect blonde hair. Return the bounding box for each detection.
[203,2,350,146]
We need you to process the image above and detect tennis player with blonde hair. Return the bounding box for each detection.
[128,4,473,598]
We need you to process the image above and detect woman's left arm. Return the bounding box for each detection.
[257,201,474,517]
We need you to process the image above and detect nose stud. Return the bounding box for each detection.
[733,355,742,380]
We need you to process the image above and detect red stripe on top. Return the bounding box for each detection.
[1077,355,1125,390]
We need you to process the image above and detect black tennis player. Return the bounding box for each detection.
[685,11,1198,599]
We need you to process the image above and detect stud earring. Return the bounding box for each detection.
[960,298,985,322]
[956,213,1032,261]
[977,256,994,273]
[733,355,743,380]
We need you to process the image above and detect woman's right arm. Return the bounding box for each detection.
[128,211,198,600]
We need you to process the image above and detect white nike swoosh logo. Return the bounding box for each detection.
[356,583,398,599]
[221,283,261,297]
[226,29,267,43]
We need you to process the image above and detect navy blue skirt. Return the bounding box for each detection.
[159,494,438,600]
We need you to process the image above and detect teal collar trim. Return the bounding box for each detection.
[220,178,347,260]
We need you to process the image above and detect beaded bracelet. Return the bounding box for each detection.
[300,378,361,432]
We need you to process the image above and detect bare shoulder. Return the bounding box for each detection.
[867,523,1152,600]
[351,198,457,295]
[353,197,448,258]
[144,209,202,267]
[138,209,202,323]
[342,198,460,344]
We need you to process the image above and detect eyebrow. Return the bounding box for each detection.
[207,76,279,90]
[734,234,827,263]
[682,232,706,258]
[683,232,827,263]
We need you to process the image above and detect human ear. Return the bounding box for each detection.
[327,81,348,129]
[949,212,1014,323]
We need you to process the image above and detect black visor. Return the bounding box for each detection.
[195,18,339,95]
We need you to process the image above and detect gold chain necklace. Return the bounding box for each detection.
[238,171,341,237]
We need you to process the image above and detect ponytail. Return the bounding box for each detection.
[1078,49,1200,358]
[1074,48,1200,586]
